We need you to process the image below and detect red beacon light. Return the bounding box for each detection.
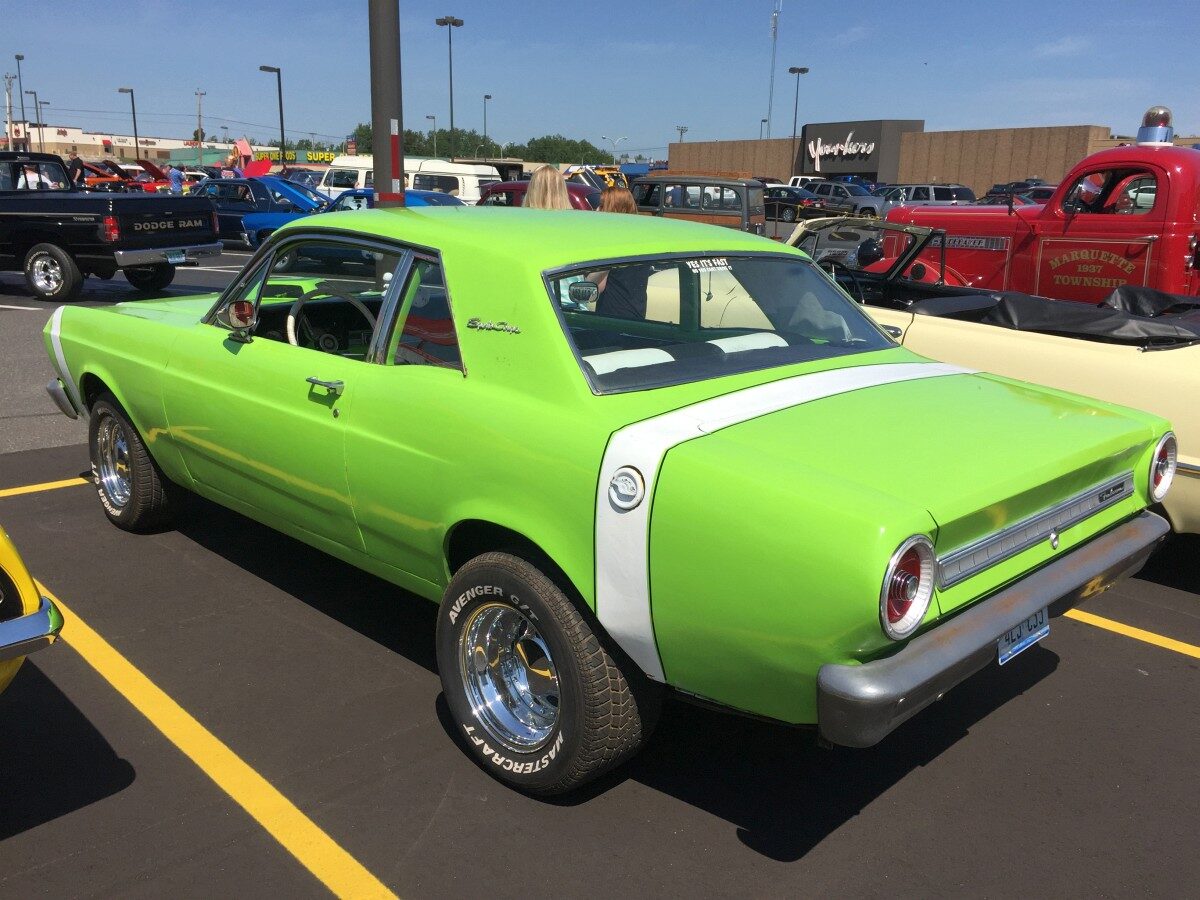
[1136,105,1174,145]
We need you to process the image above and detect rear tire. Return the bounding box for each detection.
[124,263,176,292]
[781,206,797,223]
[24,243,82,301]
[88,394,178,532]
[437,552,658,795]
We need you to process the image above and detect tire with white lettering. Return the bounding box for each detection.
[436,552,657,795]
[124,264,176,292]
[24,243,82,301]
[88,393,178,532]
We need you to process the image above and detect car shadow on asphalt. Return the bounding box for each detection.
[565,646,1059,862]
[0,662,136,840]
[1135,532,1200,594]
[174,495,438,673]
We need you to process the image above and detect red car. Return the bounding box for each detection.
[101,158,170,192]
[477,180,599,210]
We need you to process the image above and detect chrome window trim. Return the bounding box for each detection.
[1176,461,1200,479]
[937,472,1135,590]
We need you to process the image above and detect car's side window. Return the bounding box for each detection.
[1064,169,1158,216]
[933,187,953,201]
[245,240,403,358]
[327,169,359,189]
[911,186,930,201]
[389,257,463,371]
[634,183,660,207]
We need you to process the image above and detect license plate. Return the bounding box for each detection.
[165,251,186,265]
[997,608,1049,665]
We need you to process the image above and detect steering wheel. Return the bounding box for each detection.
[286,285,377,349]
[817,258,866,304]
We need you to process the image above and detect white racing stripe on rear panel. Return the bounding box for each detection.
[595,361,974,681]
[48,306,83,413]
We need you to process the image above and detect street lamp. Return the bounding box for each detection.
[435,16,464,158]
[426,115,438,157]
[259,65,285,166]
[117,87,139,159]
[788,66,809,179]
[25,90,43,152]
[483,93,492,143]
[759,118,767,140]
[601,134,627,164]
[14,54,27,150]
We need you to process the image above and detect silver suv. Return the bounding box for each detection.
[806,180,889,217]
[890,184,976,207]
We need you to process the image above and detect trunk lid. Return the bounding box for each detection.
[675,369,1155,611]
[109,193,217,248]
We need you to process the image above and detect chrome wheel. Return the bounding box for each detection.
[459,602,560,752]
[97,416,132,509]
[30,253,63,294]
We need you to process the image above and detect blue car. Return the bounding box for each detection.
[321,187,465,212]
[192,175,329,247]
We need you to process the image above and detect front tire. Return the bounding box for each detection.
[88,394,177,532]
[24,243,82,301]
[124,263,176,292]
[436,552,658,795]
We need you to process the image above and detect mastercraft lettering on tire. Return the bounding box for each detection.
[42,206,1174,794]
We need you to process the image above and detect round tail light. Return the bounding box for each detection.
[881,536,936,640]
[1149,432,1177,503]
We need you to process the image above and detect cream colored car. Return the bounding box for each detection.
[789,217,1199,533]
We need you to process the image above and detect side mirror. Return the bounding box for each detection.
[219,299,257,342]
[567,280,600,308]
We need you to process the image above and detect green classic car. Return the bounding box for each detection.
[44,208,1176,794]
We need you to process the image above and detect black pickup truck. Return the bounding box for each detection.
[0,151,221,301]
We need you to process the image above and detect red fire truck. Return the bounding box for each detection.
[886,107,1199,302]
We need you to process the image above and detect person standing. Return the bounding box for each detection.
[66,151,85,186]
[598,186,638,214]
[523,165,572,210]
[167,164,185,195]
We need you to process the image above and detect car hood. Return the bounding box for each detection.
[660,366,1156,564]
[106,294,219,325]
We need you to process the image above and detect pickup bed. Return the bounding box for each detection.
[0,151,221,300]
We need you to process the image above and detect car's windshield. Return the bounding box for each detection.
[794,220,921,281]
[281,180,328,206]
[843,183,872,196]
[547,254,892,394]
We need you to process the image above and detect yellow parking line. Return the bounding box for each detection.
[0,477,89,499]
[1065,608,1200,659]
[39,583,397,899]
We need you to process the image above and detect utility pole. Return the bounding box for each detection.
[195,89,206,169]
[14,54,26,150]
[3,74,14,151]
[675,125,688,143]
[766,1,782,138]
[25,90,42,152]
[370,0,406,207]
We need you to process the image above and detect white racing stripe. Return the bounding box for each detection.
[595,360,974,681]
[48,306,84,413]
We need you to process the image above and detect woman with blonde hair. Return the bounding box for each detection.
[524,164,572,210]
[598,186,638,214]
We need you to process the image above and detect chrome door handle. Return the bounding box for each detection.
[306,376,345,394]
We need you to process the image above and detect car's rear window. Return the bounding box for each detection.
[546,254,892,394]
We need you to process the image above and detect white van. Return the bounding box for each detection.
[788,175,821,188]
[318,155,501,202]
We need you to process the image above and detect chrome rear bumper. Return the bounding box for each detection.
[817,511,1170,748]
[113,242,222,267]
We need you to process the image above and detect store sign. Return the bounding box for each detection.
[253,150,338,163]
[801,121,884,175]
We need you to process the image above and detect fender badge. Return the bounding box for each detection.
[466,317,520,334]
[608,466,645,511]
[1049,530,1060,550]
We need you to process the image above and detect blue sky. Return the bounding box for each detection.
[4,0,1197,154]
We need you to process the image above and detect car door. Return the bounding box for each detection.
[343,251,468,585]
[1031,166,1167,301]
[160,234,407,553]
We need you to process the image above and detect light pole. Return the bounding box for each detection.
[259,65,285,166]
[601,134,627,164]
[675,125,688,143]
[435,16,463,158]
[117,87,138,159]
[195,89,206,168]
[766,0,781,137]
[759,118,767,140]
[426,115,438,157]
[483,93,492,143]
[788,66,809,179]
[14,54,26,150]
[25,90,42,152]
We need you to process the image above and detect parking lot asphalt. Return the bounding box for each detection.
[1,257,1199,897]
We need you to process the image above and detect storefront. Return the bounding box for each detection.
[797,120,923,182]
